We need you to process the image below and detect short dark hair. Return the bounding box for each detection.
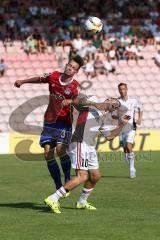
[118,83,127,89]
[69,55,84,69]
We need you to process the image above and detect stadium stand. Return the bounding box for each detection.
[0,0,160,132]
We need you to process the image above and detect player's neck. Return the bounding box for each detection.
[61,73,73,83]
[122,95,128,101]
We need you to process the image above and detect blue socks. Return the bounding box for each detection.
[47,160,62,190]
[60,155,71,183]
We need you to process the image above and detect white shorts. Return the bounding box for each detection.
[67,142,99,171]
[120,130,136,147]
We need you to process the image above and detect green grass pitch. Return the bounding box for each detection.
[0,152,160,240]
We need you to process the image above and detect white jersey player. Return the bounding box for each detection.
[112,83,143,178]
[44,95,130,213]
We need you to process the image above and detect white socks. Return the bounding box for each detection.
[49,186,66,202]
[125,152,135,171]
[77,188,94,205]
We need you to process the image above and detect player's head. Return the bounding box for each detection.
[64,55,84,77]
[118,83,128,97]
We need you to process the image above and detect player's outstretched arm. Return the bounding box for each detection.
[61,95,92,107]
[99,115,131,141]
[14,77,41,88]
[92,98,121,112]
[62,97,120,112]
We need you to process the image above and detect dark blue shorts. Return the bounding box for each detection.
[40,121,72,147]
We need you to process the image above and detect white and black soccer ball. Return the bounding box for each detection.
[85,16,103,33]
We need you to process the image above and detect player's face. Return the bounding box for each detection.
[64,60,79,77]
[119,85,128,97]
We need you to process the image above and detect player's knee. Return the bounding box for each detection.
[127,148,132,153]
[78,172,89,184]
[126,146,132,153]
[44,148,54,161]
[96,172,101,182]
[90,172,101,183]
[44,149,49,159]
[56,147,67,158]
[57,152,67,158]
[44,152,51,161]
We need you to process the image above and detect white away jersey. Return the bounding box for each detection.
[119,97,142,123]
[72,107,102,146]
[112,97,143,132]
[71,97,103,146]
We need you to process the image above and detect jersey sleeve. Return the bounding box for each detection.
[134,99,143,112]
[40,72,52,83]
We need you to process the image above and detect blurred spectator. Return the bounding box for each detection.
[19,3,27,17]
[108,47,116,60]
[37,37,48,53]
[154,26,160,45]
[40,4,52,18]
[154,50,160,67]
[101,35,112,53]
[131,43,144,60]
[20,24,31,40]
[121,34,132,46]
[94,55,104,74]
[116,43,126,60]
[6,15,16,38]
[56,29,71,47]
[72,33,84,52]
[77,46,88,59]
[28,5,39,18]
[86,41,97,60]
[0,59,7,77]
[92,34,101,50]
[83,58,96,78]
[103,20,113,35]
[103,58,117,75]
[3,31,14,49]
[25,34,37,54]
[125,44,137,60]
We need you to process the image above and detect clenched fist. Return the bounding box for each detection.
[14,80,23,88]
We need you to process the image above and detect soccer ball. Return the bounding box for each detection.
[85,17,103,33]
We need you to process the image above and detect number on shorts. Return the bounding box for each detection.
[82,158,88,168]
[61,130,66,138]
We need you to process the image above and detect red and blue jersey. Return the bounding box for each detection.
[40,71,79,126]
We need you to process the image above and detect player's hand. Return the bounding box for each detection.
[136,119,141,125]
[120,115,131,125]
[61,99,73,107]
[105,98,121,111]
[14,80,23,88]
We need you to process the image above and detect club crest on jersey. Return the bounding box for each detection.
[65,88,71,95]
[43,72,51,78]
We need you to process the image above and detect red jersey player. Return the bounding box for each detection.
[14,55,84,191]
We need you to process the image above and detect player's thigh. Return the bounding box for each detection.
[88,169,101,183]
[68,142,89,171]
[122,130,135,149]
[87,146,99,172]
[44,144,55,160]
[56,143,68,157]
